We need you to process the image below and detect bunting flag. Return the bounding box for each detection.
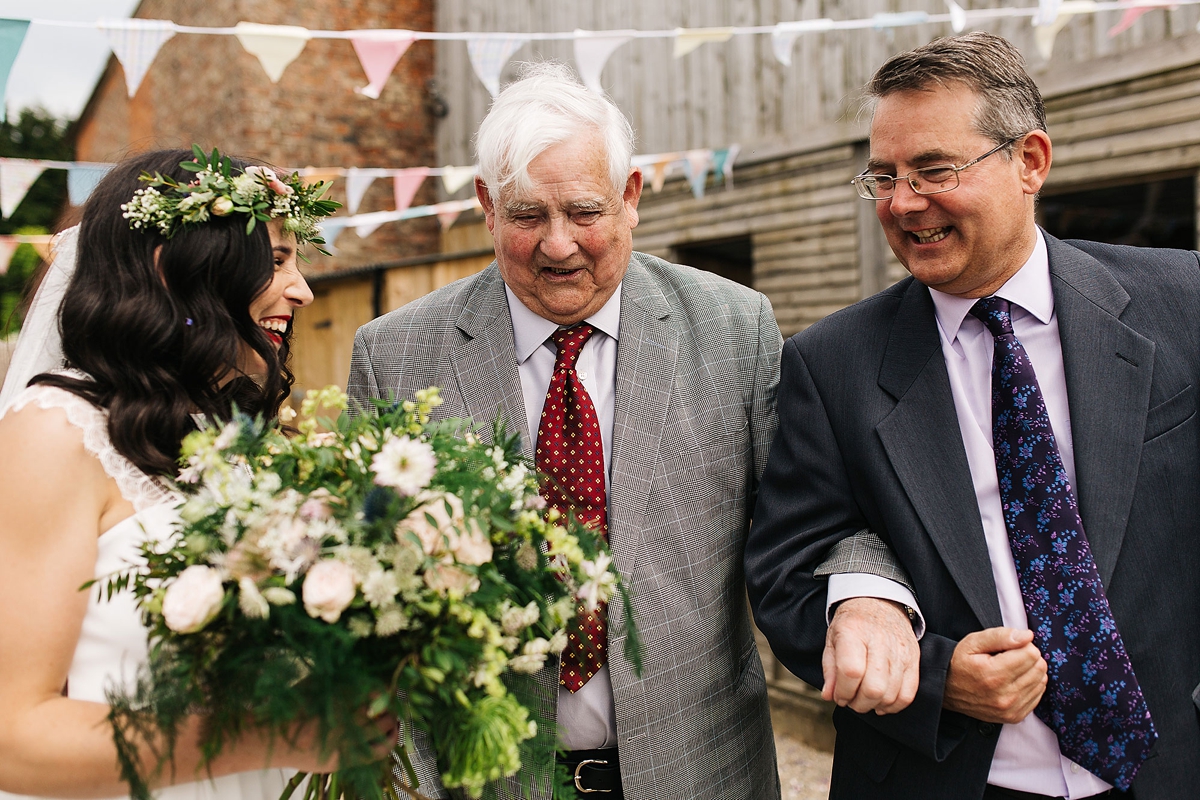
[573,31,631,94]
[1034,0,1066,26]
[393,167,429,213]
[343,167,381,216]
[467,37,528,97]
[649,158,672,193]
[350,29,415,99]
[947,0,968,33]
[441,165,476,194]
[67,165,113,206]
[1108,3,1171,37]
[438,207,463,230]
[234,22,311,83]
[0,238,16,274]
[673,27,734,58]
[99,18,176,98]
[770,19,834,66]
[711,144,739,188]
[682,149,713,199]
[0,19,29,122]
[315,217,350,254]
[1034,1,1096,59]
[0,158,44,218]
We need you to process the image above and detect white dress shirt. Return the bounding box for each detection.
[926,230,1111,798]
[506,285,621,751]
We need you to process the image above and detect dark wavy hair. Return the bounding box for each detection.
[31,148,294,476]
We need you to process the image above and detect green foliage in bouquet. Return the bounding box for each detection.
[98,386,641,800]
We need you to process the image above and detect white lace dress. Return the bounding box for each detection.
[0,380,294,800]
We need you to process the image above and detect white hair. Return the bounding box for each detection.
[474,61,635,203]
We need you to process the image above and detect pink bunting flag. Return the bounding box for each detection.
[393,167,429,213]
[0,158,45,218]
[350,30,415,99]
[467,37,528,97]
[438,206,463,231]
[573,31,631,94]
[0,238,16,274]
[1107,4,1173,37]
[99,18,176,98]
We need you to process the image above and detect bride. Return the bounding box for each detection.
[0,149,377,799]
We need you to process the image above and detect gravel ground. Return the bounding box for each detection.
[775,730,832,800]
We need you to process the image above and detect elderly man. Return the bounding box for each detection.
[747,32,1200,799]
[349,63,782,799]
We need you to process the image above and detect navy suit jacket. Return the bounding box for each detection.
[747,232,1200,798]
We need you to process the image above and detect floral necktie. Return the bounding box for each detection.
[971,297,1156,790]
[536,323,608,692]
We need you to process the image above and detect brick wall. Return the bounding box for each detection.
[73,0,439,274]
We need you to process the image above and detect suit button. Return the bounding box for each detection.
[977,722,997,737]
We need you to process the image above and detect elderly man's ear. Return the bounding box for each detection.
[475,177,497,233]
[623,168,643,229]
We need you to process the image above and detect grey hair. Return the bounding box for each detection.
[474,61,635,203]
[866,32,1046,156]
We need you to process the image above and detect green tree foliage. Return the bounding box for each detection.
[0,108,73,335]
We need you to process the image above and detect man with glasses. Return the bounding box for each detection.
[747,31,1200,799]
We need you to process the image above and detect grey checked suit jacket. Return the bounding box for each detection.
[349,252,783,799]
[747,232,1200,799]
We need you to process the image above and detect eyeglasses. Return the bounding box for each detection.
[851,137,1021,200]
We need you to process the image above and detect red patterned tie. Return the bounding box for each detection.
[536,323,608,692]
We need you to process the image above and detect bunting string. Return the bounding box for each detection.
[0,1,1195,101]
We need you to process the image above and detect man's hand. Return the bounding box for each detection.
[822,597,920,715]
[943,627,1047,724]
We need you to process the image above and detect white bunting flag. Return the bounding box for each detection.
[235,22,311,83]
[393,167,429,213]
[0,158,45,218]
[441,165,477,195]
[673,27,734,58]
[1034,0,1065,26]
[467,37,528,97]
[770,19,834,66]
[343,167,379,216]
[946,0,968,33]
[1034,1,1096,60]
[99,18,176,98]
[350,30,416,99]
[573,31,631,94]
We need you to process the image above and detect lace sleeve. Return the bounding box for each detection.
[1,381,178,513]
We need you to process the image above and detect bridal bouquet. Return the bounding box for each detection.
[100,386,639,800]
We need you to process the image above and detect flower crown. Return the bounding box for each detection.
[121,145,341,257]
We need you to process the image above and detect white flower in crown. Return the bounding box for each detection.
[372,435,436,496]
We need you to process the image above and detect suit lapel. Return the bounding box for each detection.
[876,280,1003,628]
[450,265,532,455]
[608,258,678,550]
[1046,233,1155,586]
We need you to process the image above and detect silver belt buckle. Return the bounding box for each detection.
[573,758,611,794]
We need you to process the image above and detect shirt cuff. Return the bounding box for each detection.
[826,573,926,640]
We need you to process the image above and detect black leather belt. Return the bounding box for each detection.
[558,748,621,796]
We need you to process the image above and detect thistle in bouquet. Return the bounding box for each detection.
[100,386,641,800]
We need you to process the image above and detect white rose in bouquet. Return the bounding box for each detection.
[423,562,480,596]
[162,565,226,633]
[396,493,461,556]
[451,525,492,566]
[302,559,358,622]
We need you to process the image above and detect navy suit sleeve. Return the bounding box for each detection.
[745,336,967,762]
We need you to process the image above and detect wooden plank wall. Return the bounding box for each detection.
[434,1,1200,171]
